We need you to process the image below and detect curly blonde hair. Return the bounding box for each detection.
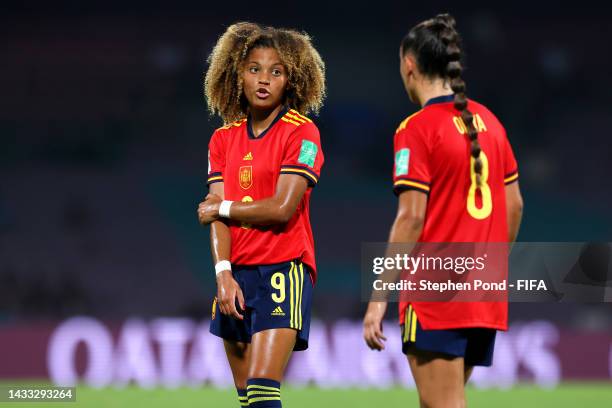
[204,22,326,124]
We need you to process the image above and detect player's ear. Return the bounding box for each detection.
[403,53,417,77]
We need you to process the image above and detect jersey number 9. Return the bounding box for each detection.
[271,272,286,303]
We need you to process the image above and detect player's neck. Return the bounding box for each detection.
[249,105,285,137]
[416,79,453,107]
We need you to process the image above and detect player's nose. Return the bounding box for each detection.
[258,72,271,85]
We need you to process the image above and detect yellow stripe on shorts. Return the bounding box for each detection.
[292,262,299,329]
[410,307,417,342]
[298,263,304,329]
[289,262,295,329]
[404,305,412,342]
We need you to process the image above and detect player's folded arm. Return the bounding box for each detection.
[224,173,308,225]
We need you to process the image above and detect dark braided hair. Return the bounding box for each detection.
[401,13,483,186]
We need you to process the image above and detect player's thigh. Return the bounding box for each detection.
[248,328,297,381]
[253,260,313,351]
[223,340,251,388]
[407,349,466,408]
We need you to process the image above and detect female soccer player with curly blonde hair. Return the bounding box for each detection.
[197,22,325,408]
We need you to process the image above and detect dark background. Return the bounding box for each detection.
[1,2,611,329]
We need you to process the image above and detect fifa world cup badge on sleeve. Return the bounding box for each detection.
[395,148,410,176]
[298,140,318,167]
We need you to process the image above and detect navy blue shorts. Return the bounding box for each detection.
[401,305,497,367]
[210,260,313,351]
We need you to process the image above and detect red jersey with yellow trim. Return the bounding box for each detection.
[393,94,519,331]
[207,107,323,282]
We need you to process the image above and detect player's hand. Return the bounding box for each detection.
[216,270,245,320]
[363,301,388,351]
[198,193,222,225]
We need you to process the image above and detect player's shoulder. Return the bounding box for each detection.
[209,118,246,149]
[395,109,428,135]
[467,99,503,127]
[279,109,321,143]
[215,117,247,134]
[281,109,318,129]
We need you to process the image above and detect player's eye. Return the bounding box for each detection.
[272,68,283,76]
[249,66,258,74]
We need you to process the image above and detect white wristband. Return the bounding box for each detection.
[215,260,232,276]
[218,200,233,218]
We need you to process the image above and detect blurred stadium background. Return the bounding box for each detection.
[1,1,611,406]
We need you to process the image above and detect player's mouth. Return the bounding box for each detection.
[256,88,271,99]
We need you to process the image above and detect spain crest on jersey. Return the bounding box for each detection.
[239,166,253,190]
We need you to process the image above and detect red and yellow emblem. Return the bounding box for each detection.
[212,297,217,320]
[241,196,253,229]
[239,166,253,190]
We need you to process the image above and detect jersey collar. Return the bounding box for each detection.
[247,106,289,139]
[424,94,455,107]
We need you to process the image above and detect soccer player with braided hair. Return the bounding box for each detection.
[363,14,523,407]
[197,22,325,408]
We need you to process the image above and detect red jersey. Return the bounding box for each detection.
[207,107,323,282]
[393,94,519,330]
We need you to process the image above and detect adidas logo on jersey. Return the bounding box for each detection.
[243,152,253,161]
[271,306,285,316]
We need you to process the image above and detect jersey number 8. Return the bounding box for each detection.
[467,151,492,220]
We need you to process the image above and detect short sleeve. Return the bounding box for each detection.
[393,125,431,195]
[279,122,324,187]
[502,132,519,185]
[207,130,225,186]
